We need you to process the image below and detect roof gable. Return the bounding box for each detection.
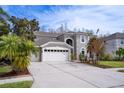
[40,41,73,49]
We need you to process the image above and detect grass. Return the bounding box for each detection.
[0,66,12,74]
[0,66,33,88]
[0,80,33,88]
[98,61,124,68]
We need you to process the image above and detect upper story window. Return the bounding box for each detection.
[66,39,73,46]
[121,39,124,44]
[80,35,85,43]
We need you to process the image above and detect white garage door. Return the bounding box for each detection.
[42,48,69,62]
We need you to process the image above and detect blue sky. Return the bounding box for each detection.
[1,5,124,34]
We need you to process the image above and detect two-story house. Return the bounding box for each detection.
[31,31,90,63]
[103,32,124,57]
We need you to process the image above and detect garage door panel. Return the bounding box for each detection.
[42,48,69,62]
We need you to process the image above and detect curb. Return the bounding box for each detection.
[0,75,33,85]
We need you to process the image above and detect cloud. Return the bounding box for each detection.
[1,5,124,34]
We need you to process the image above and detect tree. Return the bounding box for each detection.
[10,16,40,41]
[0,19,10,36]
[0,7,10,19]
[87,29,105,64]
[85,29,94,36]
[0,35,38,72]
[116,48,124,60]
[0,7,11,36]
[0,7,40,40]
[0,7,39,72]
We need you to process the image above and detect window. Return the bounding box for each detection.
[44,49,47,52]
[82,51,85,55]
[80,35,85,43]
[121,39,124,44]
[81,48,85,55]
[66,39,73,46]
[66,50,68,52]
[51,50,53,52]
[60,50,62,52]
[63,50,65,52]
[48,50,50,52]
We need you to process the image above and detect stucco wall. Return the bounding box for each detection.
[105,39,124,57]
[75,34,89,60]
[116,39,124,49]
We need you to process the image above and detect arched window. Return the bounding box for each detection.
[81,48,85,55]
[66,39,73,46]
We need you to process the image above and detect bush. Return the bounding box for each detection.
[70,53,76,61]
[79,53,85,62]
[0,35,38,72]
[100,54,113,61]
[115,48,124,61]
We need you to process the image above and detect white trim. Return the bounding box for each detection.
[65,38,74,46]
[80,47,86,55]
[35,45,41,47]
[43,46,69,50]
[40,41,73,49]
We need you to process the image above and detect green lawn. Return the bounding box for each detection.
[98,61,124,68]
[0,66,12,74]
[0,67,33,88]
[0,81,33,88]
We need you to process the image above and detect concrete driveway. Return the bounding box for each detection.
[29,62,124,88]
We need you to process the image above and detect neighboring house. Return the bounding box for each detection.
[103,32,124,57]
[31,31,90,62]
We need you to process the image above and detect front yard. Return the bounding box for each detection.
[98,61,124,68]
[0,66,33,88]
[0,81,33,88]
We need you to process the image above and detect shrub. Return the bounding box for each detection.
[100,54,113,61]
[70,53,76,61]
[0,35,38,72]
[116,48,124,61]
[79,53,85,62]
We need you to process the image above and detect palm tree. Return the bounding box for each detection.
[87,37,104,64]
[0,35,38,72]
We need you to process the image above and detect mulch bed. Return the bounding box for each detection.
[118,70,124,73]
[0,69,30,78]
[91,64,113,68]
